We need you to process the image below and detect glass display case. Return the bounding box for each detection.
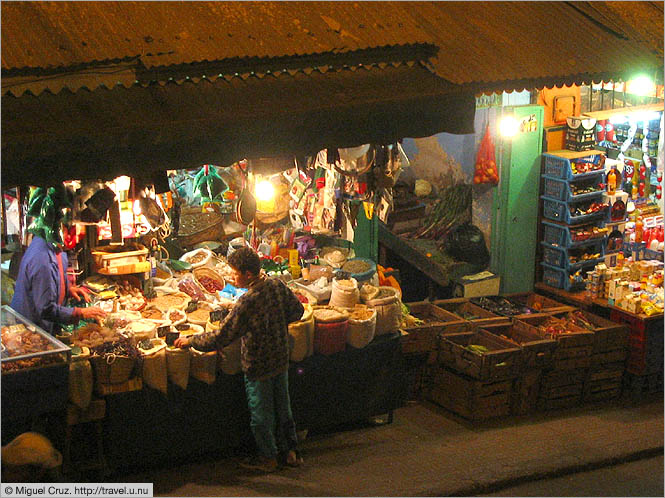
[1,305,71,420]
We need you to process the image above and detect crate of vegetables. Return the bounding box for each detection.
[482,321,558,370]
[400,302,469,353]
[562,310,628,355]
[516,315,594,370]
[433,298,510,326]
[437,329,522,381]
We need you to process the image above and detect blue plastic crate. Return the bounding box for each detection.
[541,221,608,249]
[541,196,608,225]
[543,175,605,202]
[540,262,589,292]
[542,153,603,180]
[540,241,604,271]
[623,242,664,262]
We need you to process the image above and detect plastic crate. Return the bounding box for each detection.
[541,221,607,248]
[540,262,591,292]
[541,196,607,225]
[542,153,603,180]
[542,175,604,202]
[540,241,604,271]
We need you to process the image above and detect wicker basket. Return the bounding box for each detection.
[90,354,136,386]
[177,210,226,248]
[193,267,225,296]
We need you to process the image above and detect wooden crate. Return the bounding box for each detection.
[591,349,629,366]
[403,301,469,336]
[583,363,624,402]
[485,321,558,370]
[519,315,594,350]
[427,365,512,420]
[512,369,542,415]
[432,298,510,326]
[437,329,522,381]
[537,394,582,411]
[540,367,588,389]
[562,310,629,354]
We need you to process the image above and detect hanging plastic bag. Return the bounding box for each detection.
[474,124,499,185]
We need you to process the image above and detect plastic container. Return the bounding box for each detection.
[541,196,607,225]
[339,257,377,283]
[540,262,592,292]
[542,153,603,180]
[540,241,604,271]
[541,221,607,248]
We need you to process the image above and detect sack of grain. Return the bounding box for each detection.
[68,349,93,410]
[288,304,314,362]
[217,338,241,375]
[346,305,377,349]
[166,347,191,390]
[190,348,217,385]
[141,339,168,395]
[365,286,402,336]
[329,278,359,308]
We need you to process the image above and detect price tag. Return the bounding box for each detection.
[157,325,170,337]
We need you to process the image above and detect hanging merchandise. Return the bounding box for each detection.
[473,123,499,185]
[193,164,228,204]
[26,185,74,246]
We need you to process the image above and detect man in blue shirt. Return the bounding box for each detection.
[10,185,106,334]
[11,236,106,335]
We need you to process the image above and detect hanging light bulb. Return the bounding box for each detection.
[255,179,275,213]
[499,116,519,138]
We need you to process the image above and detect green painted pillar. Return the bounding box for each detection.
[353,200,378,261]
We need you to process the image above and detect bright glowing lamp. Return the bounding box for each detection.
[255,179,275,212]
[114,176,131,192]
[629,75,655,97]
[499,116,519,138]
[133,199,142,216]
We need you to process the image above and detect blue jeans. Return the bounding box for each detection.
[244,371,298,459]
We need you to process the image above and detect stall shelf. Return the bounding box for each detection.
[1,306,72,422]
[378,223,479,299]
[103,332,407,472]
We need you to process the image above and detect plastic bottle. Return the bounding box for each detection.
[635,216,644,243]
[607,168,617,195]
[616,252,625,269]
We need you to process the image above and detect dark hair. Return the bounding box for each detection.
[228,246,261,275]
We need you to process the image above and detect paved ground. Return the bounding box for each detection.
[122,395,664,497]
[483,455,664,497]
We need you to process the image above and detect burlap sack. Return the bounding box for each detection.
[217,338,241,375]
[329,278,359,308]
[141,339,168,395]
[288,305,314,362]
[166,347,191,390]
[365,287,402,335]
[68,349,93,410]
[346,306,377,349]
[190,348,217,385]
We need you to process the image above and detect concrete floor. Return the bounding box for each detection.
[121,396,664,497]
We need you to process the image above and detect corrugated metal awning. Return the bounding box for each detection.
[2,62,475,187]
[2,2,662,96]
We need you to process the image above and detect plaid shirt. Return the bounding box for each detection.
[190,276,304,380]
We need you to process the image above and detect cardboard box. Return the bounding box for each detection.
[453,271,500,298]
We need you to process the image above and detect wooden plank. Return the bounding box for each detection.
[546,149,605,160]
[583,103,664,121]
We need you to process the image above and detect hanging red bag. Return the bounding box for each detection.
[474,124,499,185]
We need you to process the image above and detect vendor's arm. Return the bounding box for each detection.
[30,260,106,324]
[186,302,246,351]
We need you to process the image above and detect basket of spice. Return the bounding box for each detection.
[340,258,376,283]
[193,267,225,296]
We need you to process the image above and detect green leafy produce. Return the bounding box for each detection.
[466,344,489,354]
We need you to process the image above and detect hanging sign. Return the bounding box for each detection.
[519,114,539,133]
